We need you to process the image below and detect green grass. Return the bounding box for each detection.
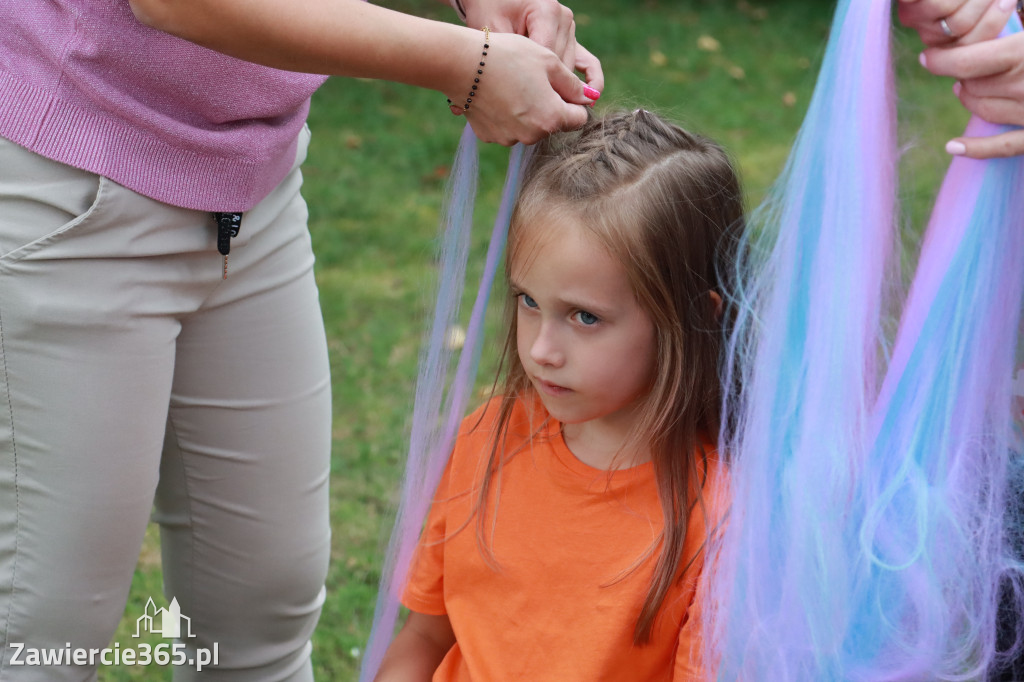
[99,1,974,679]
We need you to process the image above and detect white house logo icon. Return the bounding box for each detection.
[134,597,195,639]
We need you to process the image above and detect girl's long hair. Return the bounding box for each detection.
[477,109,745,643]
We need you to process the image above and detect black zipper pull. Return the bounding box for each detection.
[213,212,243,279]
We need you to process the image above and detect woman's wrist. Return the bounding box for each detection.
[445,27,491,114]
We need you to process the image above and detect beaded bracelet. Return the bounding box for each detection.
[447,27,489,115]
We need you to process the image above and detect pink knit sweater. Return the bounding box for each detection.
[0,0,327,211]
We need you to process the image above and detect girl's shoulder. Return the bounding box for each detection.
[695,443,731,530]
[442,393,550,488]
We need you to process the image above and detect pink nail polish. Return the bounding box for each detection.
[919,52,927,68]
[953,81,962,97]
[946,140,967,155]
[583,85,601,100]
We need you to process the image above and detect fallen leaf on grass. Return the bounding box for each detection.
[737,0,768,20]
[697,35,721,52]
[446,325,467,350]
[650,50,668,67]
[426,165,449,182]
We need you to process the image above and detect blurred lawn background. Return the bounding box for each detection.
[102,1,971,679]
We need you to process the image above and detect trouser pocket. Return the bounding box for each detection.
[0,136,104,262]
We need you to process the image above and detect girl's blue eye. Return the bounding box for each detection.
[575,311,599,326]
[520,294,538,308]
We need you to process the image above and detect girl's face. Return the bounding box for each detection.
[510,214,657,456]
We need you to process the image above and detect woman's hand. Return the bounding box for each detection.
[446,31,598,146]
[459,0,604,93]
[897,0,1014,47]
[922,32,1024,157]
[898,0,1024,157]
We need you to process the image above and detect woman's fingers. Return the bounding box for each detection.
[921,33,1024,80]
[944,66,1024,159]
[947,128,1024,157]
[958,68,1024,101]
[574,43,604,92]
[957,81,1024,125]
[898,0,975,42]
[899,0,1012,46]
[521,0,574,63]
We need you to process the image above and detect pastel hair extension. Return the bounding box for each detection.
[853,18,1024,676]
[708,0,897,677]
[359,127,528,681]
[710,4,1024,680]
[852,113,1024,680]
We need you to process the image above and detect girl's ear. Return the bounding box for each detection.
[709,290,724,321]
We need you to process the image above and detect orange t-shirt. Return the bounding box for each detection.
[402,396,726,681]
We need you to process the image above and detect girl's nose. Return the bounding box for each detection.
[530,323,565,368]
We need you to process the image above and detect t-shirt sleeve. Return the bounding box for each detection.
[401,457,454,616]
[674,460,730,681]
[673,527,713,680]
[672,579,707,681]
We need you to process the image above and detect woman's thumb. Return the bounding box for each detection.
[549,62,601,106]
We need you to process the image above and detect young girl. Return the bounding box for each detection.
[375,109,743,681]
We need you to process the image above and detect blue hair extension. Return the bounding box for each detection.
[359,127,528,681]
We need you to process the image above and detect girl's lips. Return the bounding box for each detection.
[536,378,571,397]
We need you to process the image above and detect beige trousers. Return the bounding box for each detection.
[0,130,331,680]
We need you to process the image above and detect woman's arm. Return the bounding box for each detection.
[127,0,600,144]
[374,611,457,682]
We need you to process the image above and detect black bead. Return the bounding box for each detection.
[484,44,489,48]
[474,78,480,83]
[479,62,485,66]
[477,69,483,74]
[467,98,472,102]
[482,51,487,56]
